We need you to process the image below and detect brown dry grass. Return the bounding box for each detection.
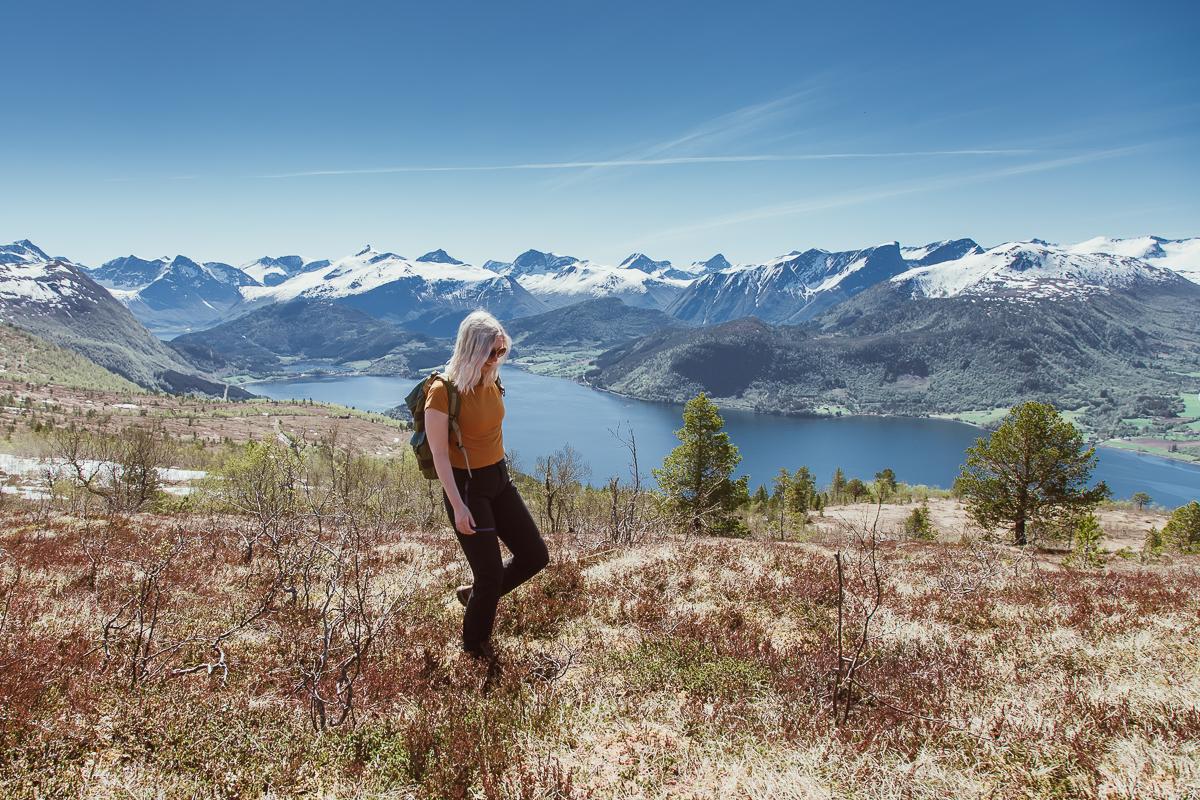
[814,498,1173,557]
[0,379,408,463]
[0,496,1197,799]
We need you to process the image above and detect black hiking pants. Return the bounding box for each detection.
[442,458,549,653]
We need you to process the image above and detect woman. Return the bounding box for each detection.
[424,309,549,663]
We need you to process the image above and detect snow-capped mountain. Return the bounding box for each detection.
[0,240,55,267]
[693,254,734,273]
[416,249,466,265]
[515,259,690,311]
[240,255,330,287]
[891,240,1184,300]
[617,252,720,281]
[668,242,910,325]
[901,238,983,266]
[119,255,255,334]
[618,253,671,273]
[90,254,170,289]
[0,240,101,312]
[89,253,267,335]
[483,249,580,277]
[0,240,238,395]
[242,246,547,328]
[203,261,262,288]
[14,232,1199,352]
[1066,235,1200,285]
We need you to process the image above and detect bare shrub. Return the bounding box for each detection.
[49,420,174,514]
[831,515,890,725]
[285,521,412,732]
[534,443,588,537]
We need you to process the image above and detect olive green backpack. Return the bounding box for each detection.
[404,371,504,479]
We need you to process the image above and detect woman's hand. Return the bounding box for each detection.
[426,405,475,535]
[453,502,478,536]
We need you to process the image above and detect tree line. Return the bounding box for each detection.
[653,392,1198,552]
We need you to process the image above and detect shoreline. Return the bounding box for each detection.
[242,363,1200,469]
[516,364,1200,468]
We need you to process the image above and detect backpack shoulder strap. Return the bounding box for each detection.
[436,374,460,421]
[429,372,465,450]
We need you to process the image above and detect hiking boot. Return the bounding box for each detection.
[463,640,499,664]
[455,584,473,608]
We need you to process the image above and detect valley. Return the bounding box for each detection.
[2,233,1199,474]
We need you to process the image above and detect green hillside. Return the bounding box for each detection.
[0,323,143,392]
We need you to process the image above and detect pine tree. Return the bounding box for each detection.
[904,502,935,540]
[1162,501,1200,552]
[654,393,750,538]
[830,467,847,504]
[957,401,1110,546]
[791,466,816,517]
[874,468,897,500]
[1068,512,1105,567]
[772,468,792,539]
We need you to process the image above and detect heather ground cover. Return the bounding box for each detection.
[1,482,1197,799]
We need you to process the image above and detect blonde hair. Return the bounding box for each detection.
[444,309,510,394]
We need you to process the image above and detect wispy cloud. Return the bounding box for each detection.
[544,90,820,188]
[257,149,1034,179]
[629,146,1144,247]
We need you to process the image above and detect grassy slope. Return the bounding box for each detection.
[0,324,143,393]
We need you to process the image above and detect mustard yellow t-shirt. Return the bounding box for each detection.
[424,376,505,470]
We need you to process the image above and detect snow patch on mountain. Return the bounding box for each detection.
[1067,235,1200,284]
[0,258,79,307]
[241,256,309,286]
[416,249,466,265]
[619,253,671,272]
[0,240,52,266]
[902,238,983,266]
[243,247,496,303]
[486,249,581,277]
[693,254,734,273]
[512,257,689,311]
[893,241,1180,299]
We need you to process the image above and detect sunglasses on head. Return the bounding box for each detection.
[488,345,508,360]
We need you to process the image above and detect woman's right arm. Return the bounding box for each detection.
[425,408,476,536]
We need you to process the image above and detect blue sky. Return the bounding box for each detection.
[3,0,1197,268]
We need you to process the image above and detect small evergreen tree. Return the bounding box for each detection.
[1131,491,1152,511]
[845,478,869,502]
[956,401,1110,546]
[654,393,750,538]
[874,468,897,500]
[791,466,817,518]
[1162,501,1200,552]
[1067,512,1105,568]
[904,502,936,540]
[830,467,847,504]
[772,468,792,539]
[1142,525,1165,560]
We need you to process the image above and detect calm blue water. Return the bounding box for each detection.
[249,369,1200,507]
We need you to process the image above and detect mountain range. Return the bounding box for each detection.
[0,240,251,396]
[2,233,1197,425]
[68,234,1199,341]
[588,240,1200,422]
